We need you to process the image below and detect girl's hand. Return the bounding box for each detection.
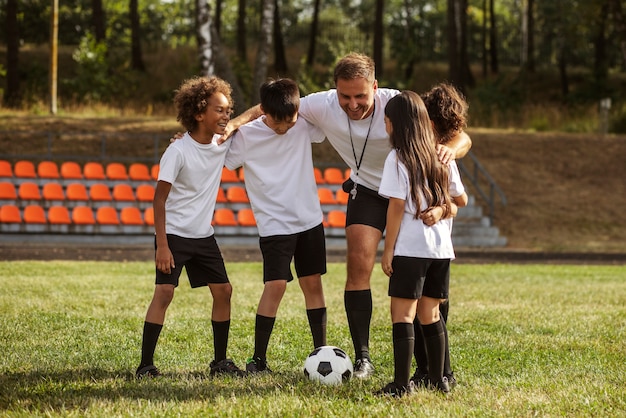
[436,143,454,165]
[419,206,444,226]
[381,251,393,277]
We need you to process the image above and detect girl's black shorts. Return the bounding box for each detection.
[388,256,450,300]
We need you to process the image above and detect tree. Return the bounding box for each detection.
[489,0,498,74]
[237,0,247,62]
[610,0,626,70]
[91,0,106,42]
[130,0,145,71]
[3,0,20,108]
[215,0,223,35]
[273,0,288,73]
[251,0,275,104]
[373,0,384,77]
[521,0,535,72]
[306,0,322,67]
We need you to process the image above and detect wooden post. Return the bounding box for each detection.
[50,0,58,115]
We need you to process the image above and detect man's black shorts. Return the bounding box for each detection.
[345,184,389,232]
[155,234,229,288]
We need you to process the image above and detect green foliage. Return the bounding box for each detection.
[1,261,625,416]
[67,34,111,102]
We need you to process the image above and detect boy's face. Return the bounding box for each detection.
[336,77,377,121]
[195,92,232,136]
[263,113,298,135]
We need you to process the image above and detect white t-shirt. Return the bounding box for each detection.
[158,132,229,238]
[224,116,326,237]
[378,149,465,259]
[299,88,399,191]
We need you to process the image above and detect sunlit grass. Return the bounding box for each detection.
[1,261,625,416]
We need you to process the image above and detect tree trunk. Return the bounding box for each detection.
[306,0,322,66]
[610,0,626,70]
[558,42,569,97]
[489,0,498,74]
[373,0,384,77]
[237,0,247,62]
[459,0,474,89]
[4,0,20,108]
[593,1,609,89]
[273,0,288,73]
[251,0,275,104]
[215,0,223,36]
[526,0,535,72]
[482,0,487,77]
[130,0,145,71]
[91,0,106,43]
[447,0,461,88]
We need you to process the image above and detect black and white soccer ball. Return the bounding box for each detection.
[303,345,353,385]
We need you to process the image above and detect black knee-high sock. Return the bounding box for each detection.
[439,299,449,323]
[344,290,372,360]
[422,319,446,384]
[306,307,327,348]
[413,317,428,374]
[393,322,414,388]
[140,321,163,367]
[212,319,230,362]
[442,318,452,377]
[253,314,275,360]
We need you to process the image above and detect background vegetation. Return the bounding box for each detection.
[1,261,625,416]
[2,0,626,132]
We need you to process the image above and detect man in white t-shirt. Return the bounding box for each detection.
[136,76,244,379]
[226,53,472,378]
[225,78,328,373]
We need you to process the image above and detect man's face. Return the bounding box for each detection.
[336,77,378,121]
[263,112,298,135]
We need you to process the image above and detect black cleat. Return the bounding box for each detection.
[209,358,246,377]
[353,358,375,379]
[136,364,161,379]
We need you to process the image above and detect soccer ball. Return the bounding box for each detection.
[303,345,353,385]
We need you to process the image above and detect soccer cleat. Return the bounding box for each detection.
[375,381,415,398]
[409,368,430,388]
[429,376,451,394]
[246,356,272,374]
[353,358,375,379]
[445,372,457,389]
[136,364,161,379]
[209,358,246,377]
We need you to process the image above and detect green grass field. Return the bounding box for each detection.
[1,261,625,417]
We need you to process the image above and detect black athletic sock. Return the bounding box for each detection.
[306,307,327,348]
[440,299,449,323]
[253,314,276,360]
[393,322,414,388]
[442,317,452,377]
[140,321,163,367]
[422,319,446,384]
[212,319,230,362]
[413,317,428,374]
[344,290,372,360]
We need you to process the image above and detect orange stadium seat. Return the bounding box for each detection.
[112,183,136,202]
[72,206,96,225]
[60,161,83,180]
[237,208,257,226]
[42,182,65,202]
[83,162,106,181]
[0,182,17,200]
[336,188,349,204]
[317,188,337,205]
[120,207,144,225]
[0,160,13,178]
[128,163,152,182]
[151,164,160,181]
[66,183,89,202]
[214,208,238,226]
[23,205,47,224]
[37,161,60,179]
[106,162,128,181]
[216,187,227,203]
[136,184,155,203]
[221,167,240,183]
[327,210,347,228]
[143,207,154,226]
[89,183,113,202]
[96,206,120,225]
[48,206,71,225]
[313,167,325,184]
[18,182,42,201]
[226,186,249,203]
[0,204,21,223]
[323,167,346,185]
[14,160,37,179]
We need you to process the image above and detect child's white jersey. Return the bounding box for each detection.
[378,149,466,259]
[158,132,229,238]
[298,88,399,191]
[225,116,325,237]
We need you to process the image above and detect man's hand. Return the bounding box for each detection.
[436,143,455,165]
[170,132,184,143]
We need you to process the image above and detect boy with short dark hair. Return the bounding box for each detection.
[136,76,244,379]
[224,78,328,373]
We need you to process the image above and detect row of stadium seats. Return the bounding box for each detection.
[0,160,351,187]
[0,204,347,235]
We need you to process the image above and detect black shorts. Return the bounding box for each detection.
[155,234,229,288]
[345,184,389,232]
[388,256,450,300]
[259,223,327,283]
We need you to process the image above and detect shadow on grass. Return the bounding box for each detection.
[0,367,354,410]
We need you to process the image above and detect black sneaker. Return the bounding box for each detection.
[209,358,246,377]
[246,356,272,373]
[353,358,375,379]
[136,364,161,379]
[445,372,457,389]
[409,368,429,388]
[429,376,451,394]
[375,381,415,398]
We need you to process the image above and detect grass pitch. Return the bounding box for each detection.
[1,261,625,417]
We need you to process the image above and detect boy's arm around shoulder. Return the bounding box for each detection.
[437,131,472,164]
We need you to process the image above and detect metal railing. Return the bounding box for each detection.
[457,150,507,225]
